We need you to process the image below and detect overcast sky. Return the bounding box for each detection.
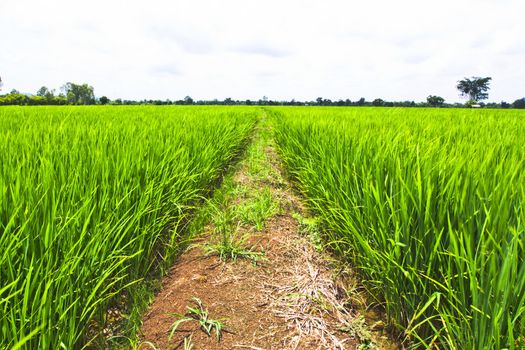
[1,0,524,102]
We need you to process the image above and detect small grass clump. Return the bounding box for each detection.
[203,206,265,264]
[169,297,226,342]
[239,187,279,230]
[293,213,323,251]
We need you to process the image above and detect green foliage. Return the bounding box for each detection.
[456,76,492,102]
[372,98,385,107]
[36,86,55,102]
[99,96,110,105]
[0,106,257,349]
[204,205,265,264]
[273,106,525,349]
[513,98,525,109]
[197,117,272,264]
[204,232,265,264]
[238,188,279,230]
[464,99,479,107]
[62,82,95,105]
[293,213,323,250]
[169,297,226,342]
[0,92,67,105]
[426,95,445,107]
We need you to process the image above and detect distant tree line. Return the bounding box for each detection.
[92,96,525,109]
[1,77,524,108]
[0,82,96,106]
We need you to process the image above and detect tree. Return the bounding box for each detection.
[37,86,50,97]
[512,98,525,109]
[456,77,492,102]
[99,96,110,105]
[372,98,385,106]
[62,82,95,105]
[36,86,55,101]
[315,97,334,106]
[0,76,3,92]
[184,96,194,105]
[500,101,511,109]
[427,95,445,107]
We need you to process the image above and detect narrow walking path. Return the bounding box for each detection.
[140,115,395,349]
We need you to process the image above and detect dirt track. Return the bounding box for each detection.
[140,116,396,349]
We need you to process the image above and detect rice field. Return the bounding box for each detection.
[272,107,525,349]
[0,106,256,349]
[2,105,525,349]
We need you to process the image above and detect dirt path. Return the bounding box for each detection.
[140,115,396,349]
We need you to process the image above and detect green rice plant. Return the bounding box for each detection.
[0,106,257,349]
[272,106,525,349]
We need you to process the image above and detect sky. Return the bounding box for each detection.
[1,0,524,103]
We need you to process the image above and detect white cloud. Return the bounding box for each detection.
[1,0,524,102]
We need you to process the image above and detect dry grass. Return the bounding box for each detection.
[261,231,378,350]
